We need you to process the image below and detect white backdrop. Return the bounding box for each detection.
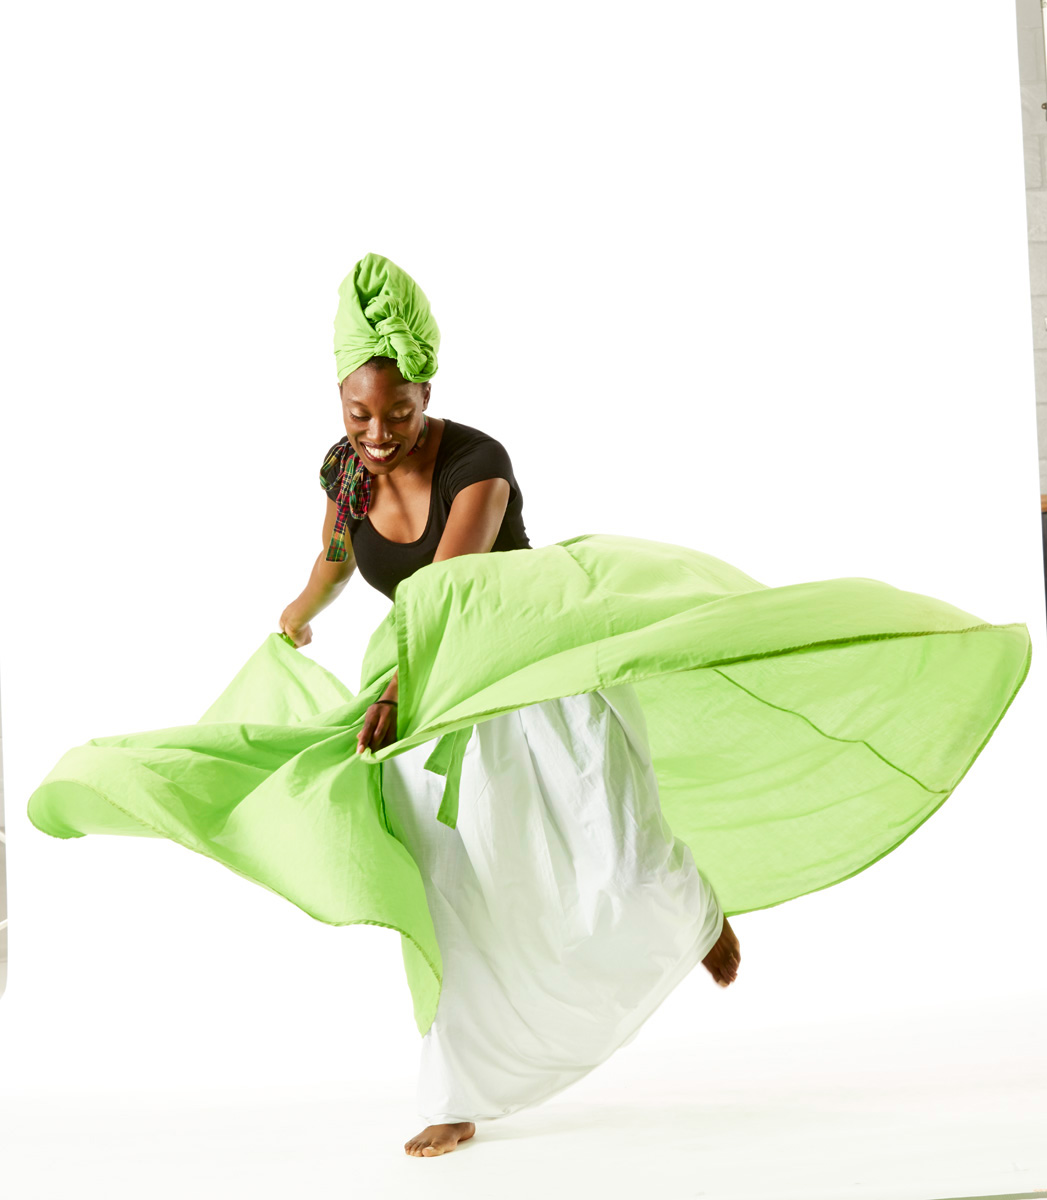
[1,0,1044,1107]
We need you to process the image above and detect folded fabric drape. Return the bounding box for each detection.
[422,727,474,830]
[27,533,1032,1036]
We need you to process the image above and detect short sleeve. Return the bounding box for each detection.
[440,435,518,506]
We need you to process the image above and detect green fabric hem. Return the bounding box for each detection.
[26,775,443,1033]
[720,630,1033,918]
[394,587,412,733]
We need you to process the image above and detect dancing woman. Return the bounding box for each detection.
[28,253,1032,1161]
[279,258,740,1152]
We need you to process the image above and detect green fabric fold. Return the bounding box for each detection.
[26,534,1033,1036]
[423,727,473,830]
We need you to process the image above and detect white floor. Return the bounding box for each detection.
[2,995,1044,1200]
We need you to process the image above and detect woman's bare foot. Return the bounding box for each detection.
[404,1121,476,1157]
[702,915,740,987]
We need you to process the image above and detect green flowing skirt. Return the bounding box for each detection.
[27,535,1032,1035]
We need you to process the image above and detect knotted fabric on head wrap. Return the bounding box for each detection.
[322,254,441,562]
[333,252,441,386]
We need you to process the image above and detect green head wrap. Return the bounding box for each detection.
[333,253,441,386]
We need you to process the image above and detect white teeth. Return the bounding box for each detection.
[363,444,396,459]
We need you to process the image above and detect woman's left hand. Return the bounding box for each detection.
[357,699,397,754]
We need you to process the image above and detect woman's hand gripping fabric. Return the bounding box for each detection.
[358,670,399,753]
[357,701,398,753]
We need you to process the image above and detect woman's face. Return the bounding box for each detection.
[339,362,430,472]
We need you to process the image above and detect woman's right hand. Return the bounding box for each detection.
[357,700,398,754]
[279,604,313,648]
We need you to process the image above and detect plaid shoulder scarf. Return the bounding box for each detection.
[318,414,430,562]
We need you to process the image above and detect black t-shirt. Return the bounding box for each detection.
[322,418,532,600]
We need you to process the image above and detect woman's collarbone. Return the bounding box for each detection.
[368,472,434,542]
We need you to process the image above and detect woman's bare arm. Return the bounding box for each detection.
[280,497,357,646]
[432,477,512,562]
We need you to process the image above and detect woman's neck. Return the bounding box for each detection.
[375,416,445,485]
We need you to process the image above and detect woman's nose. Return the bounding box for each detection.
[367,420,390,443]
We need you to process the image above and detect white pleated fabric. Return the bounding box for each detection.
[379,681,724,1125]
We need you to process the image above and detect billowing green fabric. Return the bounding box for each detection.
[333,253,440,386]
[27,534,1032,1036]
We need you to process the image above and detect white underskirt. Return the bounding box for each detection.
[379,682,724,1125]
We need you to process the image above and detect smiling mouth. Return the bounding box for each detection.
[360,442,400,463]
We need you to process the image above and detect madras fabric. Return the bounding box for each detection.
[320,415,430,563]
[333,253,441,386]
